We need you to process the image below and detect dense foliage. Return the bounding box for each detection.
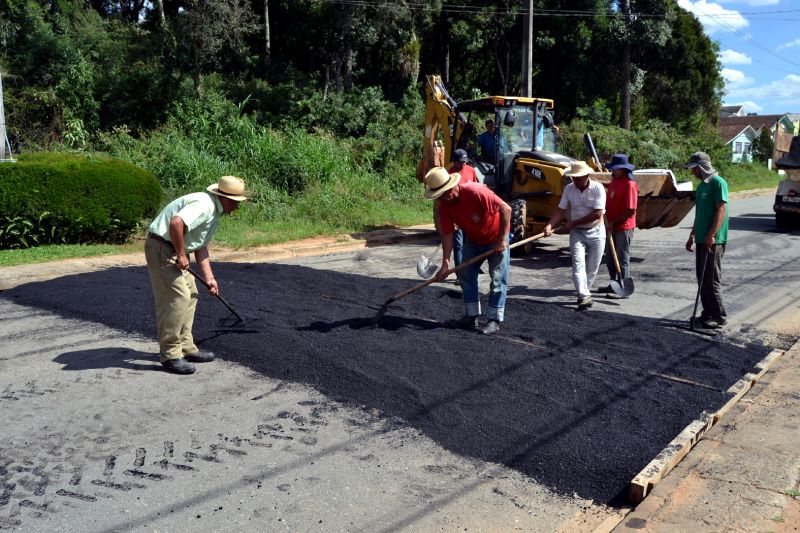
[1,0,723,150]
[0,0,739,249]
[0,153,161,248]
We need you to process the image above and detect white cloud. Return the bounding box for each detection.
[716,0,778,5]
[777,39,800,52]
[722,68,754,89]
[677,0,748,35]
[725,74,800,111]
[719,49,751,65]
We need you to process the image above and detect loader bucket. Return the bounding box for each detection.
[636,194,696,229]
[592,170,695,230]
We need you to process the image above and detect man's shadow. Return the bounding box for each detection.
[54,347,165,372]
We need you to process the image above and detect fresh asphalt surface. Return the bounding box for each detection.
[1,194,799,532]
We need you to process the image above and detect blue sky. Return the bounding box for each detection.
[678,0,800,115]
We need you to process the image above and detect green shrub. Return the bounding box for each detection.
[0,152,161,249]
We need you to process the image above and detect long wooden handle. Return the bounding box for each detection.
[604,219,623,275]
[183,265,244,321]
[386,231,548,305]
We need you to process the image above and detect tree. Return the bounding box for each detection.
[752,128,774,164]
[174,0,258,96]
[606,0,672,129]
[638,2,722,130]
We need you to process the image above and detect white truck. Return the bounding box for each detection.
[774,136,800,228]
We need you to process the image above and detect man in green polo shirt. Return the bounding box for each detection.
[684,152,728,329]
[145,175,248,374]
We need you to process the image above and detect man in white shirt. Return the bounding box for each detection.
[544,161,606,310]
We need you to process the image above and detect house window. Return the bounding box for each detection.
[735,141,742,154]
[744,142,751,154]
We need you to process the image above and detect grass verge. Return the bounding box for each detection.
[0,242,143,267]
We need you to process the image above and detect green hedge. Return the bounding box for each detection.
[0,153,161,249]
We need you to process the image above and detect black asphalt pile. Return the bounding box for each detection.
[3,262,773,504]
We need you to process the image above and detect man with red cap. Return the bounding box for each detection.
[446,148,480,267]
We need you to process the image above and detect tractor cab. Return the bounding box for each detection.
[452,97,563,198]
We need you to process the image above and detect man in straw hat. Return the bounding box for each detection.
[544,161,606,310]
[423,166,512,335]
[145,176,249,374]
[685,151,728,329]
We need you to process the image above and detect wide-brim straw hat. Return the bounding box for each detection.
[424,167,460,200]
[564,161,593,178]
[207,175,249,202]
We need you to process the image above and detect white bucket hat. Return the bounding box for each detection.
[423,167,460,200]
[207,175,249,202]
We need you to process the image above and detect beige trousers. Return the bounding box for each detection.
[144,237,199,361]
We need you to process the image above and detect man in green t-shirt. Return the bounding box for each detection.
[684,152,728,328]
[145,176,248,374]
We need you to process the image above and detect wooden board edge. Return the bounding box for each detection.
[628,348,786,503]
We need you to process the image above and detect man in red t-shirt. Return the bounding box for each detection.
[446,148,480,266]
[423,167,511,335]
[602,154,638,293]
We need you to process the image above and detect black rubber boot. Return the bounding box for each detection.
[186,351,215,363]
[161,358,196,374]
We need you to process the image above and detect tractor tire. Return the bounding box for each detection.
[510,198,533,257]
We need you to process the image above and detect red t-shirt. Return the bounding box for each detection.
[438,182,503,245]
[447,163,478,185]
[606,177,638,231]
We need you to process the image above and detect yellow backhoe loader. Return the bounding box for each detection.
[418,75,695,253]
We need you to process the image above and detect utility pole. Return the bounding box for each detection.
[620,0,631,129]
[521,0,533,97]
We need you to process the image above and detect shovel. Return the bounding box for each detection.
[605,220,634,297]
[181,264,260,332]
[416,241,442,279]
[666,246,717,337]
[373,230,550,324]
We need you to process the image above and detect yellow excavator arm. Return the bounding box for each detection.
[417,75,468,182]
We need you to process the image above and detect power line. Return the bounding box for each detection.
[323,0,800,20]
[692,3,800,70]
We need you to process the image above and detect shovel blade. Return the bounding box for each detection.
[217,315,260,330]
[416,254,439,279]
[610,276,634,297]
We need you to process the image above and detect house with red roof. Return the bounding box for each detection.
[717,113,795,167]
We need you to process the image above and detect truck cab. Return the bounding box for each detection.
[774,136,800,228]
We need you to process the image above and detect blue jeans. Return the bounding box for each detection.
[453,228,464,266]
[457,234,510,321]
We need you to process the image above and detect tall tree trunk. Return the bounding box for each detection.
[344,44,353,93]
[334,56,342,92]
[152,0,166,29]
[620,0,631,129]
[193,45,202,97]
[444,43,450,85]
[262,0,271,77]
[323,65,330,100]
[344,45,353,92]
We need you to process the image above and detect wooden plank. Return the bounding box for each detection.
[628,348,785,502]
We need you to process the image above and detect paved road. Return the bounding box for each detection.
[1,193,798,532]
